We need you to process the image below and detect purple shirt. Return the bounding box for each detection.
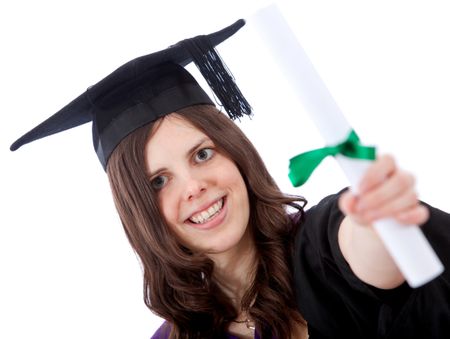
[151,321,262,339]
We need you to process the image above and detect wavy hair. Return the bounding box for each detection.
[107,105,307,338]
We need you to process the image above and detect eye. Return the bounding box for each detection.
[151,175,168,190]
[194,148,214,163]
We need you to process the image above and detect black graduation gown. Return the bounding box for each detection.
[293,191,450,339]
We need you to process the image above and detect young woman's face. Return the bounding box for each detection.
[144,114,250,255]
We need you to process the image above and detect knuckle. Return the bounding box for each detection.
[411,188,418,199]
[419,204,430,221]
[384,154,396,168]
[405,171,415,186]
[397,171,413,188]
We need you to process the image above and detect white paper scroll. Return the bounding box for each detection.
[248,3,443,287]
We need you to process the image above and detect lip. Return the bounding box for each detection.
[185,196,227,230]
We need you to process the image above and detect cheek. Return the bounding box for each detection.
[220,163,250,215]
[223,163,247,194]
[158,190,180,226]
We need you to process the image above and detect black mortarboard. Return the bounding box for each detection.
[10,19,251,170]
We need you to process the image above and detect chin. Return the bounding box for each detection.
[204,228,250,255]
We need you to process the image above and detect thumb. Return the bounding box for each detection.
[338,190,358,216]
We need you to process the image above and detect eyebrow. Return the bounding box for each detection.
[147,137,211,177]
[186,137,210,158]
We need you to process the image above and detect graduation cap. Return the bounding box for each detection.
[10,19,251,170]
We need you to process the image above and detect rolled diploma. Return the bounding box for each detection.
[248,3,443,287]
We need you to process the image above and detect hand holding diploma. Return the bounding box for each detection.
[339,154,430,229]
[248,3,444,287]
[338,155,433,288]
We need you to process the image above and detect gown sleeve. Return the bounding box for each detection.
[292,189,450,339]
[150,321,171,339]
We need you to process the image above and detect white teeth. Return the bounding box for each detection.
[207,205,216,215]
[189,198,223,224]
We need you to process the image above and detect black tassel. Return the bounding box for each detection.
[181,36,252,120]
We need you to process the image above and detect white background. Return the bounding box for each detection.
[1,1,449,338]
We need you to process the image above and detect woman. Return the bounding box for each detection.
[107,104,450,339]
[107,105,307,338]
[11,20,450,338]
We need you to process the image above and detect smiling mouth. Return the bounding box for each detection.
[188,197,225,224]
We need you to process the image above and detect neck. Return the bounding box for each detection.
[208,228,257,307]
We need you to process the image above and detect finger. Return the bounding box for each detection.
[338,190,358,215]
[339,191,372,226]
[359,154,396,194]
[396,204,430,225]
[360,188,418,222]
[357,171,415,213]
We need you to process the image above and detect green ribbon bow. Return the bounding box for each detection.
[288,130,376,187]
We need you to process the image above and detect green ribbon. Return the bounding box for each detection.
[288,129,376,187]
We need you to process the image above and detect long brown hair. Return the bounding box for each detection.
[107,105,307,338]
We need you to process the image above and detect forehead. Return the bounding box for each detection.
[145,114,208,168]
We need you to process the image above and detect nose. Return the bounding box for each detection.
[182,173,207,201]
